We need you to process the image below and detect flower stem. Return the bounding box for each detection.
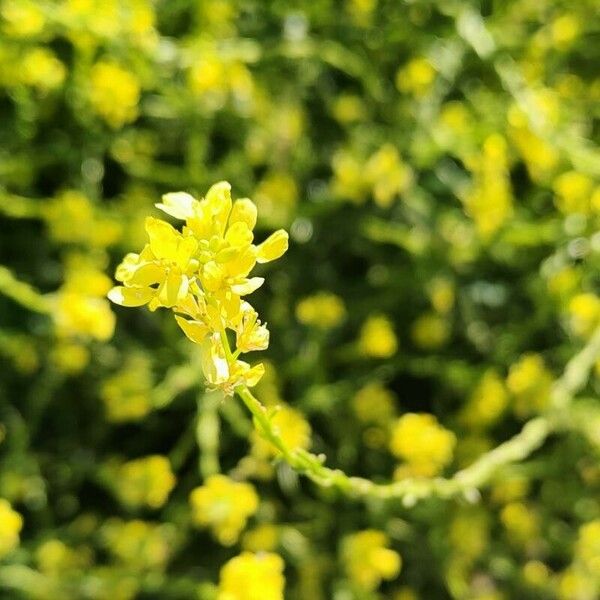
[233,326,600,506]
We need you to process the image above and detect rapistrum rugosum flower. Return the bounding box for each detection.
[108,182,289,394]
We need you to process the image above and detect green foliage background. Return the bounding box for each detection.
[0,0,599,598]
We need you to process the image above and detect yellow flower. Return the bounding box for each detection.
[242,524,280,552]
[251,405,311,459]
[500,502,539,546]
[109,181,289,395]
[0,499,23,558]
[89,61,140,128]
[396,58,436,97]
[461,370,508,429]
[115,455,176,509]
[296,292,346,329]
[506,353,553,417]
[390,413,456,476]
[411,312,450,349]
[551,14,581,50]
[20,48,66,91]
[50,341,89,374]
[342,530,401,591]
[359,314,398,358]
[576,520,600,576]
[352,382,396,425]
[36,539,92,574]
[331,149,370,203]
[42,190,121,247]
[463,134,513,240]
[567,293,600,337]
[217,551,285,600]
[101,518,176,570]
[553,171,594,215]
[364,144,411,208]
[428,277,455,314]
[190,474,258,546]
[52,257,115,342]
[1,1,45,38]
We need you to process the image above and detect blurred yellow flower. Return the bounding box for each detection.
[89,61,141,129]
[102,518,176,570]
[364,144,412,208]
[1,0,45,38]
[190,474,258,546]
[20,48,66,91]
[506,353,553,417]
[461,370,508,429]
[576,520,600,576]
[551,14,581,50]
[0,499,23,558]
[411,312,450,349]
[296,292,346,329]
[500,502,539,546]
[428,278,455,314]
[342,529,401,590]
[36,539,92,574]
[242,523,279,552]
[390,413,456,477]
[217,551,285,600]
[51,257,115,342]
[567,293,600,338]
[115,455,176,509]
[463,134,513,240]
[359,314,398,358]
[352,382,396,425]
[396,58,436,97]
[553,171,594,215]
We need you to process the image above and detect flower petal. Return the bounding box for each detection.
[155,192,197,220]
[107,286,154,307]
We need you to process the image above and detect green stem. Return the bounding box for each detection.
[233,326,600,506]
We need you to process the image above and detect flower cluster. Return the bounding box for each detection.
[217,551,285,600]
[341,529,402,591]
[189,474,259,546]
[109,182,289,394]
[0,499,23,559]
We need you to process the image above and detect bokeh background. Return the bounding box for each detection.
[1,0,600,598]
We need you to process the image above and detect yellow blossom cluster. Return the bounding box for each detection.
[189,474,259,546]
[89,61,141,129]
[109,181,289,395]
[463,134,514,241]
[113,455,176,510]
[332,144,412,207]
[390,413,456,477]
[506,353,553,417]
[101,518,176,571]
[0,498,23,558]
[352,382,396,425]
[359,314,398,358]
[461,370,508,429]
[342,529,402,591]
[50,255,115,343]
[217,551,285,600]
[296,292,346,329]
